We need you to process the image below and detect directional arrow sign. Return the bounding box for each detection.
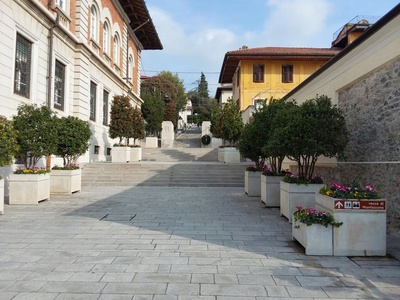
[334,200,344,209]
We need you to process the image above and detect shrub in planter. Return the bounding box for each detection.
[201,134,211,145]
[141,91,164,136]
[220,98,243,146]
[109,95,135,145]
[13,104,57,170]
[266,95,348,181]
[0,116,19,172]
[210,101,222,138]
[54,116,92,168]
[293,206,343,228]
[130,106,145,145]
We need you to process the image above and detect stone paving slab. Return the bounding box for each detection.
[0,186,399,299]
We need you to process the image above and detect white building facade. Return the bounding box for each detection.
[0,0,162,163]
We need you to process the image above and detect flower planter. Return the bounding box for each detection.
[50,169,81,195]
[0,178,4,214]
[261,175,284,207]
[245,171,261,197]
[9,173,50,204]
[112,146,130,162]
[280,182,325,223]
[292,220,333,255]
[130,147,142,161]
[145,137,158,148]
[315,194,386,256]
[223,147,240,163]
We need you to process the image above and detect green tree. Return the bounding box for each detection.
[0,117,19,167]
[220,98,243,145]
[159,71,187,112]
[141,91,165,135]
[13,104,58,169]
[198,72,209,98]
[109,95,134,145]
[267,95,349,180]
[130,106,145,144]
[210,100,222,138]
[54,116,92,167]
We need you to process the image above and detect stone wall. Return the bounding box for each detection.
[314,58,400,235]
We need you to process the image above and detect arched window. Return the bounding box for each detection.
[103,20,110,54]
[90,5,98,41]
[128,55,133,81]
[113,33,120,65]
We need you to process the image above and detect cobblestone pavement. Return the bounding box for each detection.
[0,186,399,299]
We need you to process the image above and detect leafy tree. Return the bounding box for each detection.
[267,95,349,180]
[109,95,134,145]
[237,122,266,170]
[164,101,177,127]
[13,104,58,169]
[210,100,222,138]
[54,116,92,167]
[159,71,187,112]
[220,98,243,145]
[0,116,19,167]
[198,72,209,98]
[141,91,164,135]
[130,106,145,144]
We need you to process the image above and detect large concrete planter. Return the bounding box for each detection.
[261,175,284,207]
[223,147,240,163]
[0,178,4,214]
[292,220,333,255]
[211,138,223,148]
[112,146,130,162]
[316,194,386,256]
[50,169,81,195]
[9,173,50,204]
[280,182,325,223]
[130,147,142,161]
[245,171,261,197]
[145,137,158,148]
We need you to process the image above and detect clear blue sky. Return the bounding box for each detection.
[140,0,399,97]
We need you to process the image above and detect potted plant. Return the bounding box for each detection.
[109,95,134,162]
[50,116,91,194]
[141,91,164,148]
[316,181,386,256]
[130,106,145,161]
[10,104,57,204]
[0,116,19,213]
[266,96,349,222]
[209,101,223,148]
[219,98,243,163]
[292,206,343,255]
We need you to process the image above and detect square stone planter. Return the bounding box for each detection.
[280,182,325,223]
[245,170,261,197]
[261,175,284,207]
[292,220,333,255]
[0,178,4,214]
[218,147,224,163]
[145,137,158,148]
[112,146,130,162]
[315,194,387,256]
[50,169,81,195]
[223,147,240,163]
[9,173,50,204]
[211,138,223,148]
[130,147,142,161]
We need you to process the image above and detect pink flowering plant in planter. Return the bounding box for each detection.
[262,166,289,177]
[319,181,380,199]
[293,206,343,228]
[246,164,261,172]
[283,172,324,185]
[14,167,49,174]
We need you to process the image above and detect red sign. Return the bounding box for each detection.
[334,200,386,211]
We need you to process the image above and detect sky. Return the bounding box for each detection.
[140,0,399,97]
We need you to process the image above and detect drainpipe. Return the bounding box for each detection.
[46,6,60,170]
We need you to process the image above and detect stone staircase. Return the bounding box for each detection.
[81,147,247,187]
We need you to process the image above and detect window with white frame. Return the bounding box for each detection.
[55,0,66,11]
[113,34,120,65]
[54,60,65,111]
[128,55,133,82]
[90,81,97,121]
[103,20,110,54]
[14,33,32,98]
[103,90,109,126]
[90,5,98,41]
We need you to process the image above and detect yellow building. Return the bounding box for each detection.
[218,47,340,112]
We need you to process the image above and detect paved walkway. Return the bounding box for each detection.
[0,186,399,299]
